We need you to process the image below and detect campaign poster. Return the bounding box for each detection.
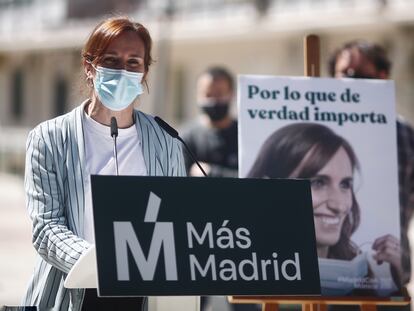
[238,75,401,297]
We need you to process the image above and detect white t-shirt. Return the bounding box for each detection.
[83,112,147,243]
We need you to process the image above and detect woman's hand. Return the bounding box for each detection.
[372,234,402,285]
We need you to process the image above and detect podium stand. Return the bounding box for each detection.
[229,294,410,311]
[64,175,319,310]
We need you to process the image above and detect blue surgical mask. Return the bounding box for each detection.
[93,66,144,111]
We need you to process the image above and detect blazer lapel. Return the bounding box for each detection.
[134,110,166,176]
[134,110,151,175]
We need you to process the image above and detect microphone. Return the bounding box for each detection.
[110,116,118,138]
[110,117,119,176]
[154,116,207,177]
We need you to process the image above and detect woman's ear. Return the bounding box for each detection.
[84,61,94,80]
[142,70,150,92]
[142,70,148,83]
[83,60,96,88]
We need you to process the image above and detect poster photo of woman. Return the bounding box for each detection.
[238,75,401,297]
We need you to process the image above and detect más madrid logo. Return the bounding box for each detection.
[113,192,178,281]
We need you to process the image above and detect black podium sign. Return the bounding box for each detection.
[91,176,320,297]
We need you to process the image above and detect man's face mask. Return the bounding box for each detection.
[93,66,144,111]
[318,253,368,296]
[200,100,230,121]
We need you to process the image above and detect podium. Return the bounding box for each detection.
[65,176,320,310]
[90,176,319,296]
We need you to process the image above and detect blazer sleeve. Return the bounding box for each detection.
[169,138,187,177]
[25,129,90,274]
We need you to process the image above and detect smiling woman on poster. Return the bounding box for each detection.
[247,123,402,296]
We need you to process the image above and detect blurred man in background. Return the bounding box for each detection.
[329,40,414,294]
[181,67,259,310]
[181,66,238,177]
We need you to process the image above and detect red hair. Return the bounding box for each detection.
[82,16,153,81]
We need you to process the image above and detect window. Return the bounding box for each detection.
[54,76,67,117]
[11,69,24,120]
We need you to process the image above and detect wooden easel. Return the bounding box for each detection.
[228,294,410,311]
[228,34,411,311]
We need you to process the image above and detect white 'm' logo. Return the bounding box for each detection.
[113,192,178,281]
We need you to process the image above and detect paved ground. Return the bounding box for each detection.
[0,174,36,306]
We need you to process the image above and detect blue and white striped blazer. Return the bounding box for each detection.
[22,102,186,311]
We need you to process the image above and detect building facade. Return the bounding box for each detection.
[0,0,414,173]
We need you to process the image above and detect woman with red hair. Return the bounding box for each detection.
[22,17,185,310]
